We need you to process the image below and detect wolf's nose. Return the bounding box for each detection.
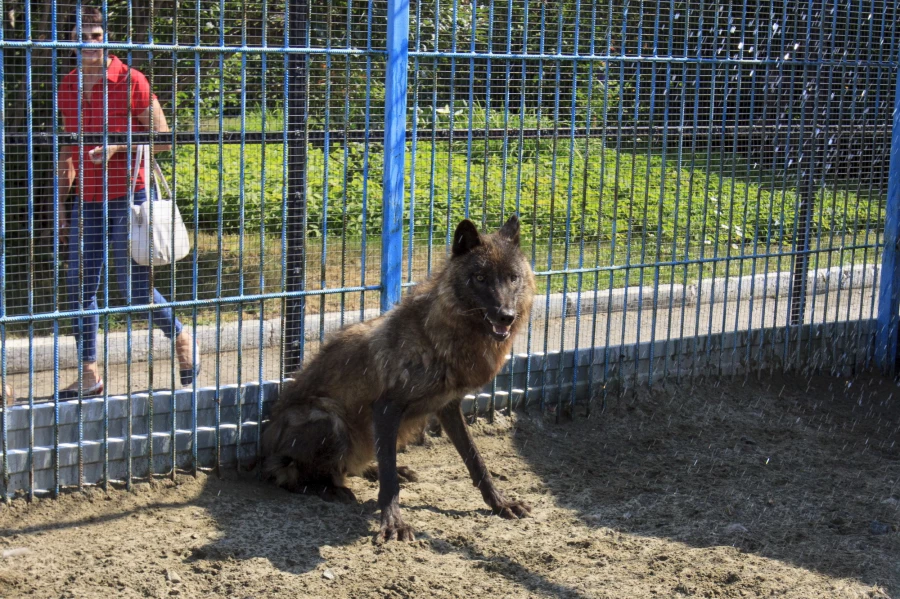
[496,310,516,326]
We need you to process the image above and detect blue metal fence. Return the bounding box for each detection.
[0,0,898,499]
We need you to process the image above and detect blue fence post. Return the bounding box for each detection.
[875,66,900,374]
[381,0,409,313]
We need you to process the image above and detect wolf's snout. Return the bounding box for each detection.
[495,309,516,326]
[487,309,516,339]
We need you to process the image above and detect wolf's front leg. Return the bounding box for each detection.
[372,396,416,542]
[437,399,531,519]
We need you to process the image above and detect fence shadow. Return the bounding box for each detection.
[511,370,900,595]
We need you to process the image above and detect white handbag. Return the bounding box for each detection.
[129,145,191,267]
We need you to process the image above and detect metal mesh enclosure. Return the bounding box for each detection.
[0,0,898,498]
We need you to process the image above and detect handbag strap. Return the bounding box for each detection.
[130,144,144,200]
[129,144,169,202]
[150,155,171,200]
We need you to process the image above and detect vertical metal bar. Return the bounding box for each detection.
[649,0,670,386]
[743,0,764,375]
[407,0,421,292]
[257,0,270,470]
[686,0,704,377]
[75,0,85,491]
[445,0,458,251]
[319,5,333,344]
[170,0,181,480]
[285,0,310,371]
[340,0,350,320]
[463,0,475,221]
[213,0,226,475]
[502,0,516,414]
[236,0,249,472]
[860,0,882,355]
[566,0,585,416]
[535,0,550,414]
[50,0,62,497]
[192,0,203,476]
[545,0,562,420]
[0,0,7,502]
[663,0,683,384]
[124,2,135,489]
[381,0,409,313]
[788,1,817,334]
[100,0,110,490]
[518,0,534,411]
[425,6,438,279]
[874,65,900,373]
[644,0,663,387]
[360,0,374,321]
[24,0,36,499]
[805,7,827,361]
[147,0,157,481]
[280,0,292,385]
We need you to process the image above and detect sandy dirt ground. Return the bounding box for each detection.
[0,371,898,599]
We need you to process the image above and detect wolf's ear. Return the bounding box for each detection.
[452,219,482,256]
[498,214,520,247]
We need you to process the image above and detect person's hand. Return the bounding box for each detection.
[88,144,121,165]
[59,212,69,249]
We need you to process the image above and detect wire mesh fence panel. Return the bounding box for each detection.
[404,0,898,420]
[0,0,898,498]
[0,0,389,497]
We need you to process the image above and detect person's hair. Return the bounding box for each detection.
[66,6,104,37]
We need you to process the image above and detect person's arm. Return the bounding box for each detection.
[88,94,171,164]
[136,96,171,154]
[57,113,76,231]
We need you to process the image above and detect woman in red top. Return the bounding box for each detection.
[57,6,199,398]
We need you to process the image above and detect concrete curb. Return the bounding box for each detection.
[2,264,879,375]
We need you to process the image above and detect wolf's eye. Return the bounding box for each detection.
[475,274,485,283]
[510,274,518,282]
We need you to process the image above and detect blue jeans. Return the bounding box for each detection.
[66,189,183,363]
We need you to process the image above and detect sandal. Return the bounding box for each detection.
[58,377,104,400]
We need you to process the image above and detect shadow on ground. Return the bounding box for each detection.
[511,370,900,596]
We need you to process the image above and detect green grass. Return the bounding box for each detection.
[168,127,883,250]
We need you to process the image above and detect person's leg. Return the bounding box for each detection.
[110,190,199,386]
[62,199,104,397]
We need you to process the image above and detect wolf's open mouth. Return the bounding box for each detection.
[491,323,511,337]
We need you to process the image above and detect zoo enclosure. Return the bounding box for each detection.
[0,0,898,498]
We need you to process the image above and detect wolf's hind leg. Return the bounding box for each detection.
[262,405,356,503]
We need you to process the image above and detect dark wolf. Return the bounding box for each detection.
[260,215,535,542]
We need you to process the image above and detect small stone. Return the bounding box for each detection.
[166,569,182,583]
[881,497,899,508]
[725,523,749,535]
[869,520,890,535]
[168,590,180,596]
[1,548,32,559]
[322,569,335,581]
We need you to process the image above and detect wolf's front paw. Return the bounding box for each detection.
[376,504,416,543]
